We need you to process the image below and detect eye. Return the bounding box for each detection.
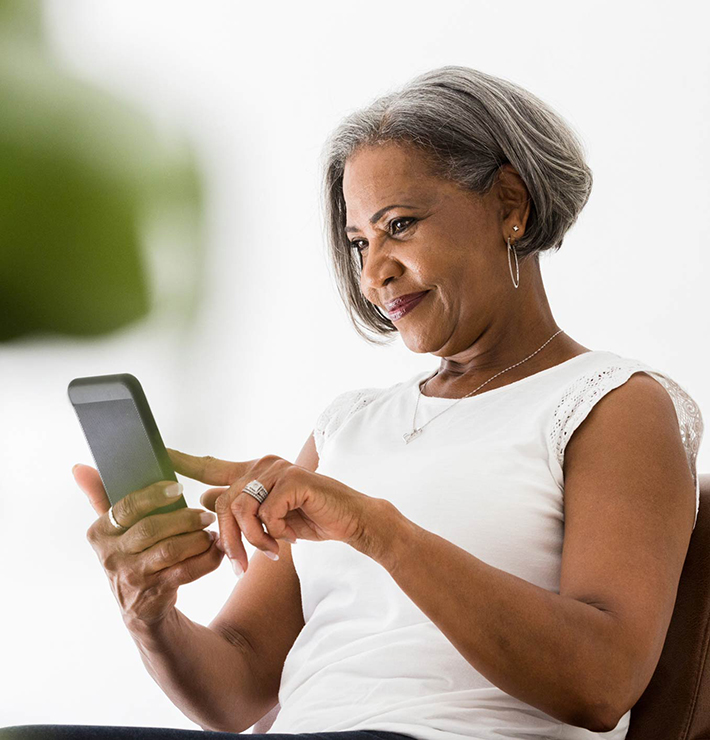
[389,216,415,235]
[348,217,416,253]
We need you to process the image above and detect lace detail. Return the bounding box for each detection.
[313,387,383,459]
[550,359,705,522]
[648,372,705,485]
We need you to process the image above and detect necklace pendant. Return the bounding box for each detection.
[403,428,422,444]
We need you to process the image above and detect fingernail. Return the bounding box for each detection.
[199,511,216,525]
[165,482,183,498]
[264,550,279,561]
[72,464,80,474]
[230,558,244,576]
[285,537,297,545]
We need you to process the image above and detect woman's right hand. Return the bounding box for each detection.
[74,464,227,628]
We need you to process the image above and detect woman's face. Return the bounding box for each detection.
[343,141,519,360]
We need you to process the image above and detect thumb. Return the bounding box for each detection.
[72,463,110,516]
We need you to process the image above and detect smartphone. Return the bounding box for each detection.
[68,373,186,516]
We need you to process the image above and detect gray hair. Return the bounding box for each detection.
[319,65,593,346]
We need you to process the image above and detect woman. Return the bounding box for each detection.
[3,66,703,740]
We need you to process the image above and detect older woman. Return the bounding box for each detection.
[4,66,703,740]
[233,66,702,738]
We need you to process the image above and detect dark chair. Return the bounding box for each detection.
[626,472,710,738]
[253,474,710,737]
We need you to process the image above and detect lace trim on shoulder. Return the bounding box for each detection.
[551,360,704,492]
[645,371,704,486]
[313,387,382,458]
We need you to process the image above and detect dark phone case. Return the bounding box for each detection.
[68,373,186,517]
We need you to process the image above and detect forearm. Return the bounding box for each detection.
[125,607,268,733]
[355,500,622,733]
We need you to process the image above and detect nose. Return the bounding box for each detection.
[359,238,403,302]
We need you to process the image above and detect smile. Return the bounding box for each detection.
[387,291,429,321]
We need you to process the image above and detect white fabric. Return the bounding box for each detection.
[267,350,704,739]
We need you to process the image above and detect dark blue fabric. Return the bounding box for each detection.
[0,727,417,740]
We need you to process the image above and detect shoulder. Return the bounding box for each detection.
[315,386,382,430]
[563,369,684,474]
[550,354,704,496]
[312,385,387,458]
[312,372,421,458]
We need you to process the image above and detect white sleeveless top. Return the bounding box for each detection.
[267,350,704,740]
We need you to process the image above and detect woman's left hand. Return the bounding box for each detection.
[166,448,380,573]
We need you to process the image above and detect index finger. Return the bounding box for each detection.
[166,448,247,486]
[100,480,184,536]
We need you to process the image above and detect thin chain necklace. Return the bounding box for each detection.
[403,329,565,444]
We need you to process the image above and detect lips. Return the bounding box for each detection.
[384,291,429,312]
[385,291,430,321]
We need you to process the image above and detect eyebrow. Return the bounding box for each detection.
[344,204,417,234]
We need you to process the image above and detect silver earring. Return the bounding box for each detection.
[507,236,519,289]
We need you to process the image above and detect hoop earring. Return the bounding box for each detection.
[507,236,520,289]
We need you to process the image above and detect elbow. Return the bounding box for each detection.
[584,713,619,734]
[578,629,633,732]
[587,713,624,735]
[567,679,626,733]
[582,695,626,734]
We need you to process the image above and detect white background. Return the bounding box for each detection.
[1,0,708,734]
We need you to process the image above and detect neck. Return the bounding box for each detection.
[426,256,588,392]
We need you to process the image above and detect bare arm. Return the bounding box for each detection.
[126,431,318,733]
[126,607,266,733]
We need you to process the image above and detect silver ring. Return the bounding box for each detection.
[242,479,270,504]
[108,505,128,532]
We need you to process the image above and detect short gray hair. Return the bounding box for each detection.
[319,65,593,345]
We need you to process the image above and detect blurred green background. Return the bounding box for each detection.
[0,0,205,341]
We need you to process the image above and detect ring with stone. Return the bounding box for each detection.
[242,479,270,505]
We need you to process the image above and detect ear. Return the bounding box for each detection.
[496,163,531,242]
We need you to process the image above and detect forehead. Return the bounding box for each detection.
[343,143,437,199]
